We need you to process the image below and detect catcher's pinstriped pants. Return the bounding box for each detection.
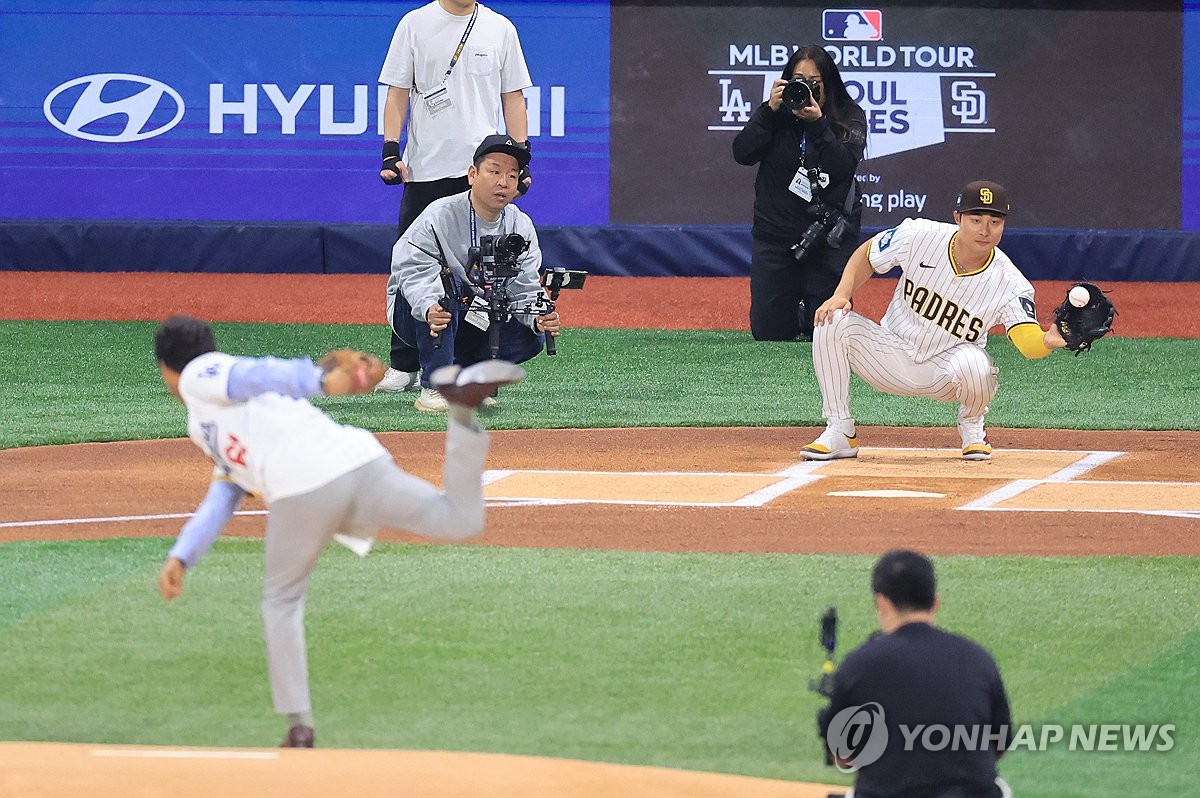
[814,310,999,426]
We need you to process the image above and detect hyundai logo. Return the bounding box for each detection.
[43,73,184,143]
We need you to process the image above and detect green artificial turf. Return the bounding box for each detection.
[1,320,1197,449]
[2,319,1197,796]
[0,540,1196,796]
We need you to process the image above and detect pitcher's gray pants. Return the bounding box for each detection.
[261,420,487,715]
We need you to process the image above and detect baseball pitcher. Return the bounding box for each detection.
[154,314,523,747]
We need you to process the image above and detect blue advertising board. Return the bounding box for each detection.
[0,0,610,224]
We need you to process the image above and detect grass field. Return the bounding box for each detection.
[1,321,1198,448]
[2,319,1198,797]
[1,541,1197,795]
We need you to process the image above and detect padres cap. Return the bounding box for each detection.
[472,134,531,169]
[955,180,1009,216]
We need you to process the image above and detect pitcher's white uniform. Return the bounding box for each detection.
[172,351,489,718]
[812,218,1041,450]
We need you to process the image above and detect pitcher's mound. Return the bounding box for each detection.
[0,742,846,798]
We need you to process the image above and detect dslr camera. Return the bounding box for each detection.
[792,200,852,262]
[782,77,822,111]
[469,232,528,283]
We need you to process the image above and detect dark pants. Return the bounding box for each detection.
[389,292,544,389]
[749,232,858,341]
[390,175,471,371]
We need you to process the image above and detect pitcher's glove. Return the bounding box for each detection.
[1053,282,1116,355]
[318,350,387,394]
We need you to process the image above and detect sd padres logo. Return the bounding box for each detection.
[979,187,994,205]
[826,702,889,772]
[43,73,184,143]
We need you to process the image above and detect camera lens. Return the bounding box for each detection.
[782,78,812,111]
[496,233,528,258]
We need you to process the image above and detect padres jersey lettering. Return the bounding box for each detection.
[902,279,986,342]
[869,218,1035,363]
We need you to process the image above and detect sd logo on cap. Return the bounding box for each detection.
[955,180,1009,216]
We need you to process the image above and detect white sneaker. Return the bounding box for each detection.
[479,395,499,409]
[802,426,859,460]
[414,387,448,412]
[374,368,419,393]
[958,416,992,460]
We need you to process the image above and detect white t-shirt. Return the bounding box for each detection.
[379,2,532,182]
[178,352,386,503]
[869,218,1038,363]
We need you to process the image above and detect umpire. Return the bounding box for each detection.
[818,550,1013,798]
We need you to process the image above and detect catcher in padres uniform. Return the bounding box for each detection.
[802,180,1068,461]
[153,314,523,748]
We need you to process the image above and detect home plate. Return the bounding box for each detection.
[827,489,946,498]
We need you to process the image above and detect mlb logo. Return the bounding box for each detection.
[823,10,883,41]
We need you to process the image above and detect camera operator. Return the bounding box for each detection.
[818,550,1013,798]
[385,135,558,412]
[733,45,867,341]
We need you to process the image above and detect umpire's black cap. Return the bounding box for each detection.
[956,180,1009,216]
[472,135,531,169]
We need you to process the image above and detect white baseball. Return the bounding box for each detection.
[1068,285,1090,307]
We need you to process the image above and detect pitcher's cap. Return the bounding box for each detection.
[955,180,1009,216]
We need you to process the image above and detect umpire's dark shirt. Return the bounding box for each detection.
[818,622,1012,798]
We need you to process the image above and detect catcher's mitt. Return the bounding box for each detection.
[1053,282,1116,355]
[317,349,387,395]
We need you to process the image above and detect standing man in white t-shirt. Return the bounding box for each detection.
[153,314,524,748]
[376,0,533,393]
[801,181,1069,462]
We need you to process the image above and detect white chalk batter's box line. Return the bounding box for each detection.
[484,449,1199,519]
[3,449,1196,529]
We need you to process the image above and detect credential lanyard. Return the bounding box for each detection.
[469,205,505,248]
[440,4,479,86]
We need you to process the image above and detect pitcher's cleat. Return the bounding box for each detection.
[281,724,315,748]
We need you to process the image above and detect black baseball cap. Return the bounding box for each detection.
[955,180,1009,216]
[472,135,530,169]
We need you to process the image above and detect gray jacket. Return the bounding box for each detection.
[386,190,544,331]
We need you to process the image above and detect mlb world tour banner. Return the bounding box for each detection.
[0,1,1194,232]
[611,4,1185,230]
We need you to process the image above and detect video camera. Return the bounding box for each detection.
[782,77,822,111]
[468,232,527,283]
[792,199,852,262]
[808,607,839,771]
[458,231,587,359]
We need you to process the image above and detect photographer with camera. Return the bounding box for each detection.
[385,135,558,412]
[817,550,1013,798]
[733,45,867,341]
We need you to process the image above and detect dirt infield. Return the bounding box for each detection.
[3,273,1198,796]
[3,426,1198,552]
[1,271,1197,336]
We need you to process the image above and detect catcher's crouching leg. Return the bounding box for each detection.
[939,345,999,459]
[941,344,998,418]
